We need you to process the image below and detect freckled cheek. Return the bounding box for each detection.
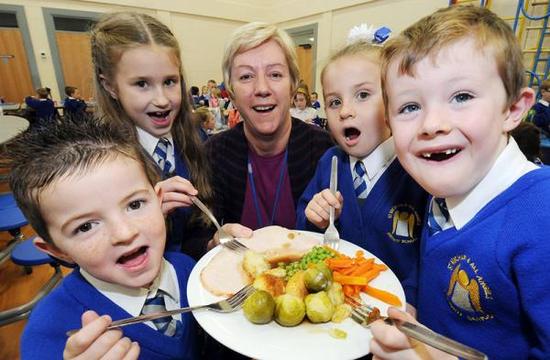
[143,214,166,237]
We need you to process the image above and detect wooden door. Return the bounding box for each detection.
[295,46,313,91]
[0,28,34,103]
[55,31,94,100]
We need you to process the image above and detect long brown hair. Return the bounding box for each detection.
[90,12,212,224]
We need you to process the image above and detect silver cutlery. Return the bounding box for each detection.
[191,196,248,252]
[345,296,488,360]
[66,284,254,336]
[323,155,340,250]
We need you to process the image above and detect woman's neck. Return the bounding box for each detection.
[245,120,292,157]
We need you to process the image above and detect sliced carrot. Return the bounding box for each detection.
[333,273,369,286]
[361,269,382,283]
[327,258,354,268]
[364,285,403,307]
[349,260,374,276]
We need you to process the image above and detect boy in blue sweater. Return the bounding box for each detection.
[7,118,198,359]
[530,79,550,136]
[24,87,55,126]
[370,6,550,360]
[296,28,428,309]
[63,86,87,119]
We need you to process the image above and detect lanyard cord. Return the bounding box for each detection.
[247,149,288,228]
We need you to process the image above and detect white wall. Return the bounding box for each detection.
[1,0,520,100]
[277,0,448,94]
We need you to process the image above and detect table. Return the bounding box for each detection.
[0,103,21,113]
[0,115,29,144]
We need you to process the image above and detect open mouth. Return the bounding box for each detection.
[117,246,148,265]
[420,148,461,161]
[252,105,275,113]
[344,127,361,142]
[147,110,171,118]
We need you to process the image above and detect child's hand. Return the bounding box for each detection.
[370,308,456,360]
[64,310,140,360]
[207,223,253,250]
[155,176,198,215]
[304,189,343,229]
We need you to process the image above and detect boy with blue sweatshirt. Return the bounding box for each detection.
[296,31,428,308]
[8,118,197,359]
[370,6,550,360]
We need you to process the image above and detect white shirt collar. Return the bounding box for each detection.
[349,137,395,181]
[80,258,180,317]
[538,99,549,107]
[136,127,174,158]
[136,127,175,168]
[445,137,538,230]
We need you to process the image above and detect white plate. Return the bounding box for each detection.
[187,233,406,360]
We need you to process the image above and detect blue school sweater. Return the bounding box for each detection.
[296,147,428,305]
[21,252,198,360]
[63,97,87,117]
[417,167,550,359]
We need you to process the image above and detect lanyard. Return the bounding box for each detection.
[247,149,288,228]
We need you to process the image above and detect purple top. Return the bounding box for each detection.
[241,148,296,229]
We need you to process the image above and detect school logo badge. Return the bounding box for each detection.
[386,204,420,244]
[446,255,494,322]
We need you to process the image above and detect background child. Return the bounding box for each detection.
[7,118,197,359]
[296,28,428,308]
[290,87,318,124]
[63,86,87,119]
[370,6,550,359]
[530,79,550,136]
[90,12,214,259]
[24,87,56,128]
[194,106,215,142]
[511,121,544,165]
[310,91,321,109]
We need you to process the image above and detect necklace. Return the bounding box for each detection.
[247,149,288,227]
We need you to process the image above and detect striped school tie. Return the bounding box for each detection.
[427,197,450,236]
[153,137,174,176]
[141,290,182,337]
[353,161,368,199]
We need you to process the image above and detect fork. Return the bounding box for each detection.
[323,155,340,250]
[345,296,488,360]
[66,284,255,336]
[190,196,248,252]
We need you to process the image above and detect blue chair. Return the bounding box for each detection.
[0,193,62,326]
[0,193,27,265]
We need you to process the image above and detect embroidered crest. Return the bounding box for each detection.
[386,204,420,244]
[446,255,494,322]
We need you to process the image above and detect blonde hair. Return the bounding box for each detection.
[90,12,213,224]
[194,107,213,126]
[321,41,382,97]
[294,87,311,107]
[222,22,299,98]
[381,5,524,111]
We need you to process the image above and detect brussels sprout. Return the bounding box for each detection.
[304,264,331,293]
[326,282,344,306]
[243,290,275,324]
[274,294,306,327]
[304,291,335,323]
[316,262,333,282]
[285,271,308,300]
